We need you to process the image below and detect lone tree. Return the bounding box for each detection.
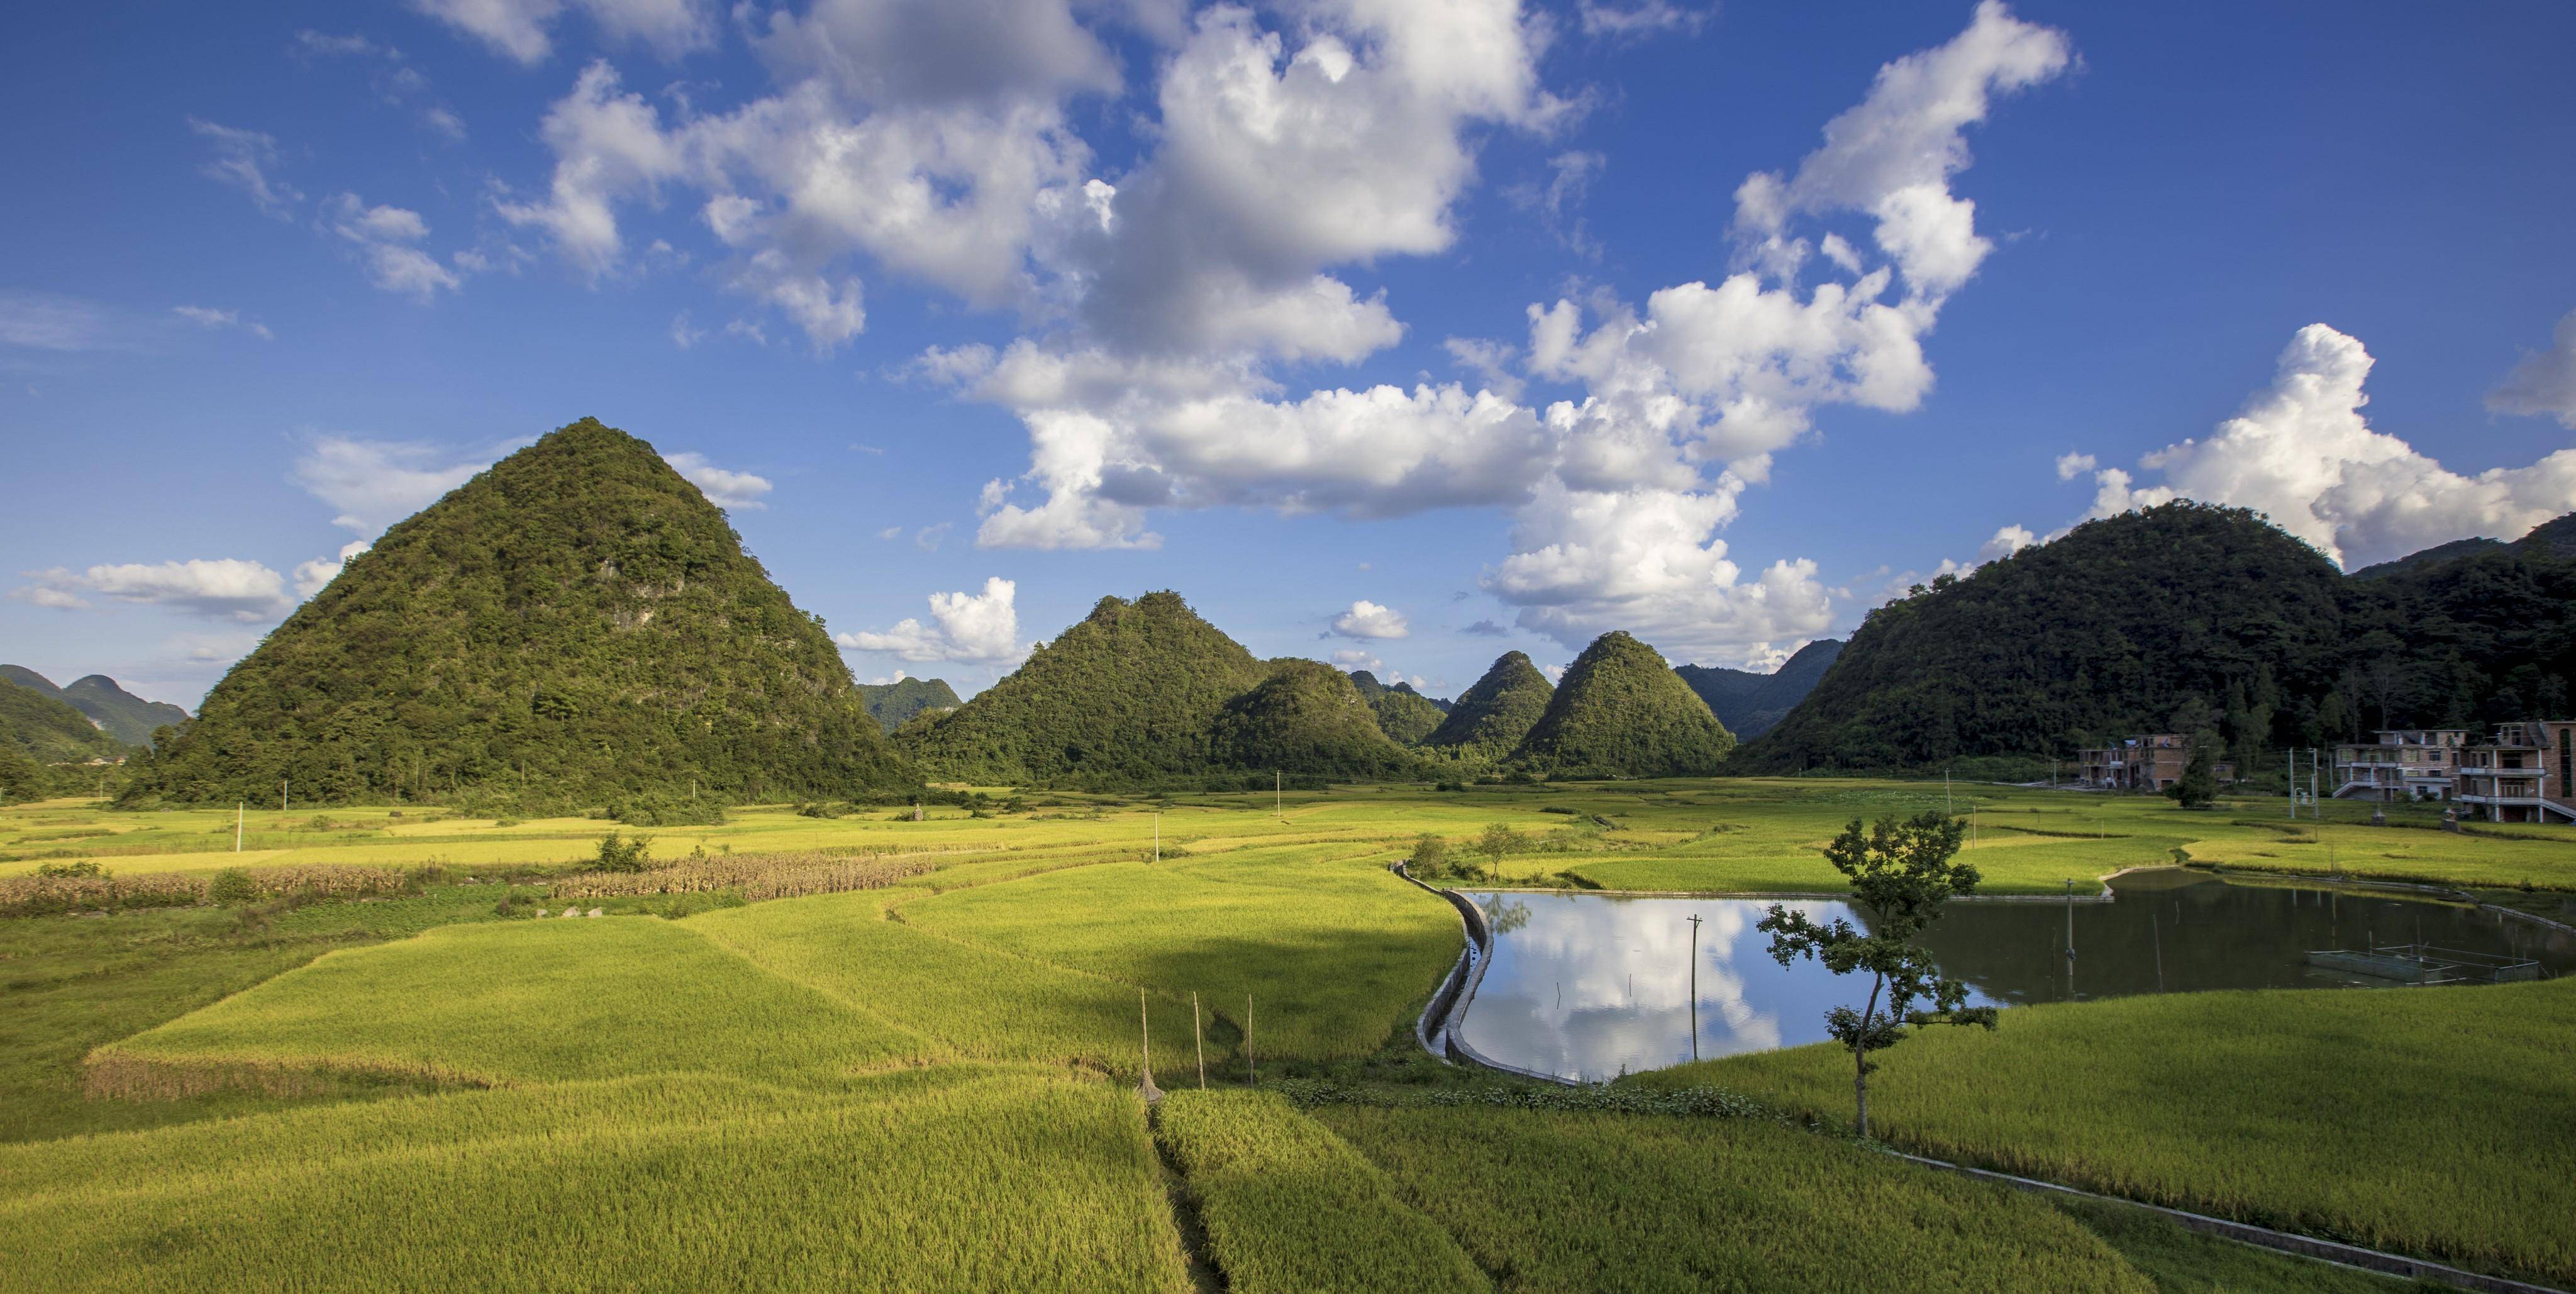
[2167,736,2219,809]
[1758,811,1997,1139]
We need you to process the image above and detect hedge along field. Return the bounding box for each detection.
[689,887,1218,1071]
[901,843,1461,1060]
[1155,1091,1485,1294]
[0,1070,1195,1294]
[1313,1103,2155,1293]
[1628,978,2576,1285]
[92,919,926,1095]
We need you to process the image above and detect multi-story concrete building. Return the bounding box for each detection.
[2077,734,2236,792]
[2454,721,2576,824]
[2331,729,2467,802]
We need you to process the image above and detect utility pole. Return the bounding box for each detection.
[1152,812,1160,863]
[2063,878,2077,1000]
[281,780,288,814]
[2288,749,2296,821]
[1945,768,1953,817]
[1686,914,1702,1063]
[235,804,244,853]
[1194,991,1205,1090]
[1275,770,1282,821]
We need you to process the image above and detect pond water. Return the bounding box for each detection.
[1452,869,2576,1083]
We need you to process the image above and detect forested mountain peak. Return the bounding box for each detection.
[1210,660,1419,777]
[123,418,913,808]
[1346,670,1448,744]
[1511,632,1734,777]
[897,589,1267,785]
[1742,500,2576,772]
[1424,651,1553,755]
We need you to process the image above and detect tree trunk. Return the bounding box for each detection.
[1853,1041,1870,1141]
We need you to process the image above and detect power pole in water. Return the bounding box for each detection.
[1686,914,1702,1063]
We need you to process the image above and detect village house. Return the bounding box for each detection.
[2453,721,2576,825]
[2076,734,2237,792]
[2331,729,2467,802]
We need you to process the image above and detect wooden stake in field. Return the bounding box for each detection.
[1274,771,1282,821]
[1193,990,1205,1089]
[1138,989,1163,1105]
[1245,994,1257,1086]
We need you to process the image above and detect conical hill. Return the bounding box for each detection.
[1509,633,1733,777]
[1211,660,1419,778]
[899,591,1267,785]
[1424,651,1553,755]
[126,418,913,809]
[1348,670,1444,744]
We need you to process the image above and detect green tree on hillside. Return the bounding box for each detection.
[1757,812,1997,1140]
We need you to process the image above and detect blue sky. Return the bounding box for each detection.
[5,0,2574,709]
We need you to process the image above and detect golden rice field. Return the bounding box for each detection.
[4,777,2568,1290]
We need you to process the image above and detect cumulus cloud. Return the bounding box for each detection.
[19,560,293,622]
[1332,599,1410,639]
[2054,451,2094,480]
[324,193,462,300]
[9,585,88,611]
[189,118,302,217]
[410,0,715,65]
[172,306,273,340]
[2072,324,2576,568]
[291,435,505,535]
[836,577,1023,663]
[2487,307,2576,428]
[1460,619,1509,637]
[1329,648,1385,673]
[1977,524,2035,560]
[292,540,372,597]
[662,450,774,508]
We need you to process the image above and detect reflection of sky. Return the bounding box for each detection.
[1454,892,1987,1083]
[1453,875,2576,1083]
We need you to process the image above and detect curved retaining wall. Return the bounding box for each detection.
[1391,862,1584,1087]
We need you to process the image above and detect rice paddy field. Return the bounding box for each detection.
[2,777,2565,1290]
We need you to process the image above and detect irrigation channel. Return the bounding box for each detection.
[1449,868,2576,1084]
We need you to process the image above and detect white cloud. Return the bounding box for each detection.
[171,306,274,340]
[324,193,462,300]
[292,540,372,597]
[1330,648,1385,673]
[292,435,503,535]
[836,577,1024,663]
[670,311,707,348]
[1332,599,1410,639]
[1576,1,1708,41]
[2488,307,2576,429]
[8,585,88,611]
[189,118,302,217]
[2053,451,2094,480]
[1977,524,2035,560]
[0,292,113,352]
[2074,324,2576,568]
[21,560,293,622]
[661,450,774,509]
[410,0,716,65]
[1507,150,1605,257]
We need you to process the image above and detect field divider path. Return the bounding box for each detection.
[1884,1147,2572,1294]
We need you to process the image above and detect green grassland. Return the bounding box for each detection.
[1630,978,2576,1285]
[4,776,2570,1290]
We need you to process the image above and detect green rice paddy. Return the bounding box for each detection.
[4,778,2568,1290]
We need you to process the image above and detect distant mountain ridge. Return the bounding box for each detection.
[0,675,130,765]
[1346,670,1447,744]
[1,666,189,746]
[1740,502,2576,773]
[856,677,961,733]
[1674,639,1843,739]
